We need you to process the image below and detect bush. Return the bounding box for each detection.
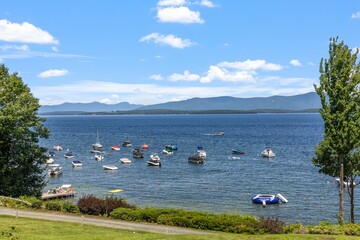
[110,208,142,221]
[78,195,104,215]
[61,201,79,213]
[30,200,43,209]
[341,224,360,236]
[45,201,62,211]
[78,195,135,216]
[308,222,342,235]
[257,217,286,234]
[284,223,304,234]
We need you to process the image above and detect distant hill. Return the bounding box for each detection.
[138,92,320,111]
[39,101,143,114]
[38,92,321,114]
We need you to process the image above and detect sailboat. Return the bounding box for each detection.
[91,130,103,153]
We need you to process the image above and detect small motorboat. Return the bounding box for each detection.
[232,149,245,154]
[188,154,204,164]
[48,166,63,176]
[53,145,63,151]
[46,157,55,164]
[335,177,355,187]
[103,165,118,170]
[213,131,224,136]
[47,163,60,167]
[147,154,161,166]
[64,151,75,159]
[48,151,56,157]
[72,160,82,167]
[92,130,103,152]
[111,145,121,151]
[120,157,132,164]
[132,148,144,158]
[196,146,207,158]
[95,152,104,161]
[252,193,288,207]
[122,141,132,147]
[142,144,149,149]
[261,147,275,158]
[228,156,241,160]
[162,145,174,155]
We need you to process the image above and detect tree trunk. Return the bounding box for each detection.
[339,160,344,224]
[350,178,355,223]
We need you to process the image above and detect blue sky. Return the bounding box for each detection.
[0,0,359,106]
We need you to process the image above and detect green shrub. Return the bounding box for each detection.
[103,195,136,216]
[308,222,342,235]
[30,200,43,209]
[61,201,79,213]
[284,223,304,234]
[45,201,62,211]
[341,224,360,236]
[110,208,142,221]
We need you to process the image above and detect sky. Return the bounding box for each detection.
[0,0,359,106]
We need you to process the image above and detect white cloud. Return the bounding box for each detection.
[199,0,215,8]
[199,65,255,83]
[168,70,200,81]
[351,11,360,19]
[157,6,204,24]
[157,0,186,7]
[0,19,58,44]
[217,60,283,71]
[38,69,68,78]
[289,59,302,67]
[0,44,29,51]
[99,94,120,104]
[140,32,195,48]
[150,74,164,80]
[352,47,359,54]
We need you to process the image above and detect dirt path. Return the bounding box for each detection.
[0,207,211,235]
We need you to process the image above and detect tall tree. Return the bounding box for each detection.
[0,64,50,198]
[313,37,360,224]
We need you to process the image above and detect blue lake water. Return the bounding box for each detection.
[40,113,359,225]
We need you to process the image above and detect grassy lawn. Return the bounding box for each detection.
[0,215,358,240]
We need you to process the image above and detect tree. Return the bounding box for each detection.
[313,37,360,224]
[0,64,50,198]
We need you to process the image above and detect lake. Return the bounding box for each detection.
[40,113,358,225]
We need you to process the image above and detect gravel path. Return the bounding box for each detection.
[0,207,211,235]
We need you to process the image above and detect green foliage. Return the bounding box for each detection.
[284,223,304,234]
[30,200,43,209]
[110,207,261,234]
[61,201,79,213]
[0,64,50,198]
[45,201,62,211]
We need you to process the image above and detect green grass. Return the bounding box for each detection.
[0,215,358,240]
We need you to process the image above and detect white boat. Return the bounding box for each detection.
[228,156,241,160]
[53,145,63,151]
[95,152,104,161]
[64,151,75,159]
[147,154,161,166]
[48,163,60,167]
[48,166,63,176]
[261,147,275,158]
[162,146,174,155]
[92,130,103,151]
[196,146,207,158]
[122,141,132,147]
[120,157,132,164]
[72,160,82,167]
[103,165,118,170]
[335,177,355,187]
[46,157,55,164]
[188,154,204,164]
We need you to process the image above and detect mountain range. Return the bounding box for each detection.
[38,92,321,114]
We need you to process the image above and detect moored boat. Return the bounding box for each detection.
[122,141,132,147]
[188,154,204,164]
[232,149,245,154]
[53,145,63,151]
[72,160,82,167]
[120,157,132,164]
[162,145,174,155]
[103,165,118,170]
[335,177,355,187]
[64,151,75,159]
[196,146,207,158]
[95,152,104,161]
[147,154,161,166]
[261,147,275,158]
[132,148,144,158]
[142,143,149,149]
[48,166,63,176]
[111,145,120,151]
[46,157,55,164]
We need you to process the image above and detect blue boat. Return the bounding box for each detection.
[252,194,287,207]
[232,149,245,154]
